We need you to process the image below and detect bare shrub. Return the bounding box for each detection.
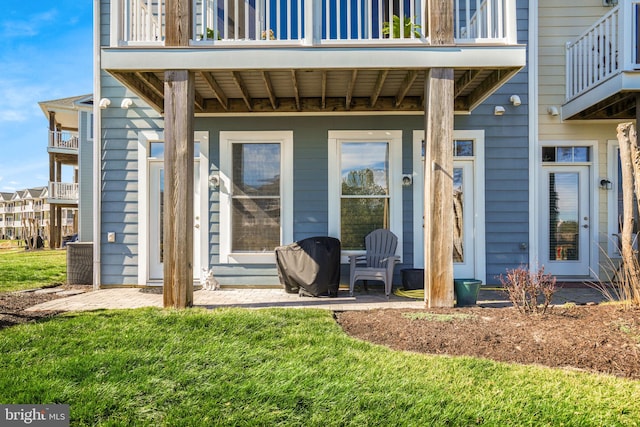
[593,242,640,310]
[499,265,557,315]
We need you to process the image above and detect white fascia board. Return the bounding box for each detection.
[102,45,527,71]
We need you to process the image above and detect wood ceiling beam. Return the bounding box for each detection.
[231,71,252,111]
[345,70,358,110]
[466,68,520,110]
[454,69,482,97]
[261,71,278,110]
[395,70,418,107]
[135,72,164,99]
[371,69,389,107]
[110,72,164,113]
[199,95,423,113]
[199,71,229,110]
[135,71,204,112]
[321,71,327,110]
[291,70,301,111]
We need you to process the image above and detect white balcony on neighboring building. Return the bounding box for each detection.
[564,0,640,120]
[48,182,79,205]
[48,131,79,155]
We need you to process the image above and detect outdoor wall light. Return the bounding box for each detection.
[120,98,133,109]
[603,0,618,6]
[494,106,505,116]
[547,106,560,116]
[510,95,522,106]
[600,179,613,190]
[208,172,220,189]
[98,98,111,109]
[402,174,413,186]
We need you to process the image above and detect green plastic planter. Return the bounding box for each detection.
[454,279,482,306]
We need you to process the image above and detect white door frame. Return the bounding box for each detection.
[412,130,486,283]
[137,130,210,285]
[536,141,598,279]
[539,165,591,276]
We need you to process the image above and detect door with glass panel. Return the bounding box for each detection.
[452,161,474,278]
[148,158,201,280]
[540,165,590,276]
[413,133,482,280]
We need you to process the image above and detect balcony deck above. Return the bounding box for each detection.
[103,0,525,114]
[563,1,640,120]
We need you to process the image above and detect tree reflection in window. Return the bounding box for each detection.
[340,142,389,250]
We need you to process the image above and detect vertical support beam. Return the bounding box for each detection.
[163,0,195,308]
[424,68,455,308]
[424,0,455,308]
[636,93,640,128]
[54,160,62,248]
[163,70,195,309]
[48,112,56,249]
[166,0,192,47]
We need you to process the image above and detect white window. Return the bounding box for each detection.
[219,131,293,263]
[328,130,403,259]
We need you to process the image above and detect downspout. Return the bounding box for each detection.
[528,0,539,268]
[92,0,102,290]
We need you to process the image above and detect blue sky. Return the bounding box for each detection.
[0,2,93,192]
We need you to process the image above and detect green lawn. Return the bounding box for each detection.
[0,248,66,292]
[0,308,638,426]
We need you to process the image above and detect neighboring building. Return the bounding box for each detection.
[39,95,94,248]
[94,0,528,291]
[534,0,640,281]
[0,187,75,243]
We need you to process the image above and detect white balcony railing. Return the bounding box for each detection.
[49,131,79,151]
[111,0,517,46]
[566,0,640,101]
[48,182,79,202]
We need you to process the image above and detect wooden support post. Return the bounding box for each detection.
[48,112,56,249]
[163,0,194,308]
[424,69,455,308]
[163,70,195,309]
[48,153,55,249]
[424,0,455,308]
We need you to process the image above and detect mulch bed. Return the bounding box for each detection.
[0,291,63,329]
[336,304,640,379]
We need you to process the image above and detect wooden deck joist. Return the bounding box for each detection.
[107,66,521,115]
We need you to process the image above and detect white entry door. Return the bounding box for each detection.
[540,165,591,276]
[148,160,201,280]
[413,130,486,282]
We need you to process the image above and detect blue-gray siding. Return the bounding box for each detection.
[98,0,529,286]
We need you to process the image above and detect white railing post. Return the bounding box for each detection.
[110,0,122,46]
[504,0,516,43]
[621,0,633,70]
[304,0,314,45]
